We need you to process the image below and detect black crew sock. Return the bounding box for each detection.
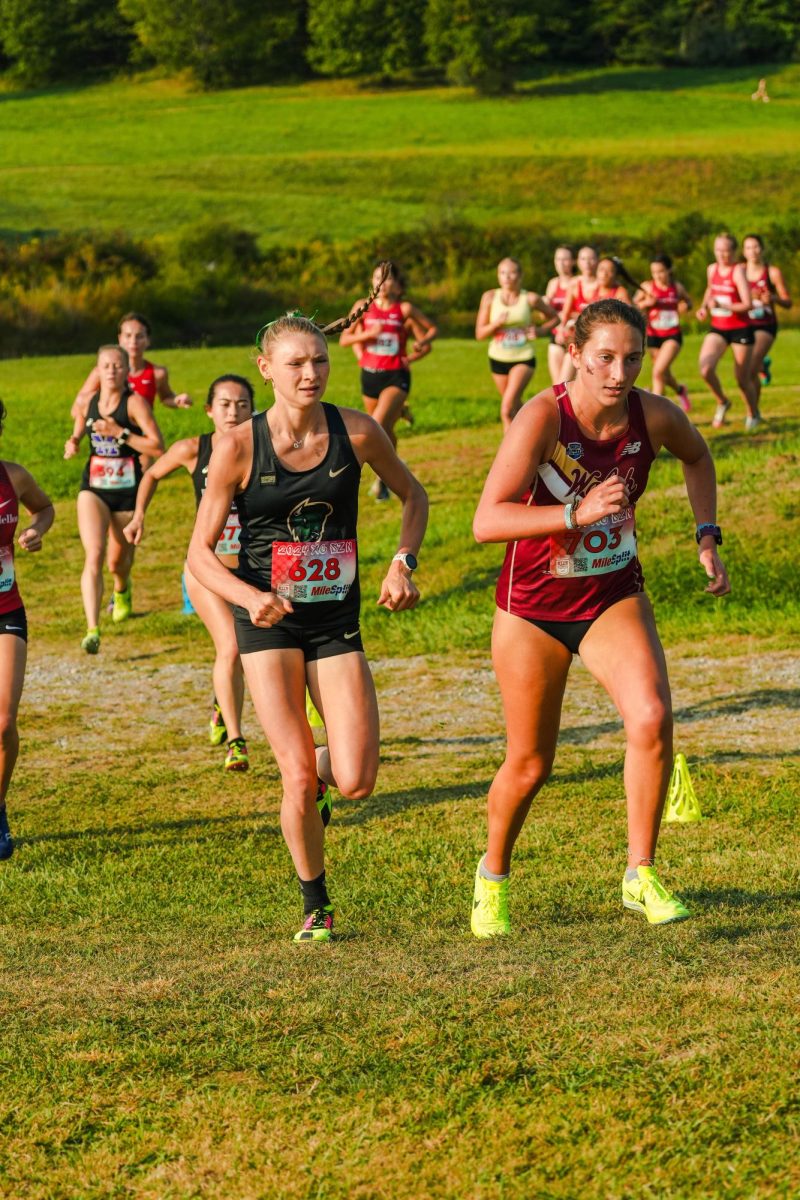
[298,870,330,915]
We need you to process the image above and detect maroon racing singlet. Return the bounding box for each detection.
[496,383,656,622]
[0,462,22,615]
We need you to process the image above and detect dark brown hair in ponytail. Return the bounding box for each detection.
[256,262,392,352]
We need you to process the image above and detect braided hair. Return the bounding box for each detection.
[255,262,391,353]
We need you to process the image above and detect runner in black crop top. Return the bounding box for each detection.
[65,345,164,653]
[123,374,254,770]
[187,312,428,944]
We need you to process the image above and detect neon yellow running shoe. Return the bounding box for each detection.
[224,737,249,772]
[293,905,334,943]
[471,860,510,938]
[208,702,227,747]
[622,866,690,925]
[111,582,133,624]
[81,629,100,654]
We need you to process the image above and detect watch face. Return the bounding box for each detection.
[404,553,418,571]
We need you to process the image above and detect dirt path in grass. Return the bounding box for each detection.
[26,642,799,774]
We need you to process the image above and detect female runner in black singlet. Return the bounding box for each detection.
[187,309,428,943]
[65,345,164,652]
[124,375,255,770]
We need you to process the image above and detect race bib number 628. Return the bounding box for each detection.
[271,539,357,602]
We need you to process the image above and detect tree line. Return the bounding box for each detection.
[0,0,797,92]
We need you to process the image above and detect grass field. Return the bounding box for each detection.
[0,340,798,1197]
[2,64,800,245]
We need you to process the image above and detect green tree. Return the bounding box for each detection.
[119,0,303,89]
[424,0,544,92]
[307,0,424,78]
[0,0,133,85]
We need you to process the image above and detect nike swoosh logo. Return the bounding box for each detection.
[343,629,360,639]
[473,900,481,909]
[329,465,349,478]
[0,500,12,510]
[4,627,22,632]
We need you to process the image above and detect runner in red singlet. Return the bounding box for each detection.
[0,399,55,860]
[339,263,437,500]
[544,246,576,385]
[469,299,729,937]
[742,233,792,411]
[696,234,758,429]
[475,257,557,430]
[73,313,192,416]
[634,254,693,411]
[557,245,599,382]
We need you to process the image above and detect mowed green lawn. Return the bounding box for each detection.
[0,341,798,1197]
[2,64,799,243]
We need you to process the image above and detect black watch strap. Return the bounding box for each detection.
[696,523,722,545]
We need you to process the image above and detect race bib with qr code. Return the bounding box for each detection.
[89,456,136,491]
[271,539,357,602]
[549,508,637,578]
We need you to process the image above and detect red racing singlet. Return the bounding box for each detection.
[709,266,749,332]
[496,383,656,622]
[359,302,408,372]
[746,266,775,328]
[646,282,681,338]
[0,462,22,614]
[573,279,599,313]
[550,281,569,346]
[128,361,157,406]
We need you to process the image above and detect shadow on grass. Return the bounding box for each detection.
[674,687,800,721]
[683,887,800,910]
[19,809,276,850]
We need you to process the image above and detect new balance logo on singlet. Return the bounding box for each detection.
[620,442,642,457]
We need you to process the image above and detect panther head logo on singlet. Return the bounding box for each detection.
[287,498,333,543]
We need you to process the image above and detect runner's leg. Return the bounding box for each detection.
[485,609,572,875]
[185,565,244,742]
[77,491,111,630]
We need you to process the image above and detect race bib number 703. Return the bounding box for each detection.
[549,507,637,578]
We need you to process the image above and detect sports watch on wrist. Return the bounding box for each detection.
[392,551,418,571]
[695,523,722,545]
[117,427,131,445]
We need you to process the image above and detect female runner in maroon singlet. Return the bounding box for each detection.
[742,233,792,414]
[0,399,55,860]
[469,299,730,937]
[696,233,757,430]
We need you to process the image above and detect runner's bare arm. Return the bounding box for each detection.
[123,437,200,545]
[473,393,629,543]
[404,303,438,358]
[768,265,792,309]
[6,464,54,552]
[342,410,427,611]
[731,265,752,314]
[695,266,714,320]
[642,392,730,597]
[186,430,293,626]
[527,292,558,337]
[338,301,372,347]
[475,290,505,340]
[64,394,90,458]
[676,282,693,312]
[155,364,192,409]
[71,366,100,422]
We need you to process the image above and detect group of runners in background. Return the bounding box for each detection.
[477,233,791,431]
[1,232,786,940]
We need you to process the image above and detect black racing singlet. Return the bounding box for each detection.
[80,390,143,504]
[193,432,241,559]
[192,432,214,507]
[235,404,361,616]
